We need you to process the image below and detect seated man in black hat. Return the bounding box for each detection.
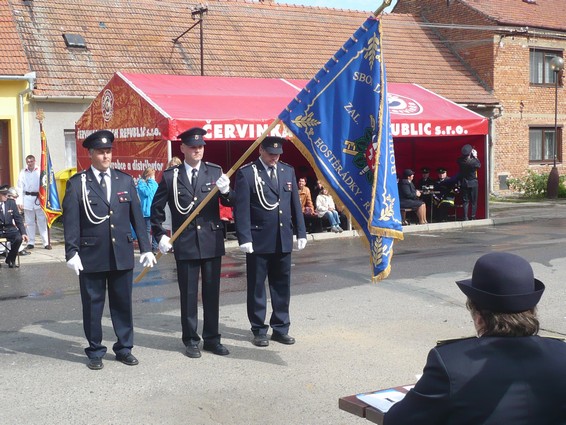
[384,252,566,425]
[0,184,28,267]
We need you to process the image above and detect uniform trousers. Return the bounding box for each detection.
[79,269,134,359]
[23,207,48,246]
[246,252,291,336]
[176,257,222,346]
[0,228,23,264]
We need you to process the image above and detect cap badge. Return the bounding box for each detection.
[101,138,108,144]
[273,143,278,148]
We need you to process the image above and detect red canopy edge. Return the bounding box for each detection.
[75,73,488,142]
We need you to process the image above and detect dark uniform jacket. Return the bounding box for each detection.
[384,336,566,425]
[63,168,150,272]
[398,179,424,210]
[457,155,481,188]
[234,159,306,254]
[151,162,232,261]
[0,198,26,236]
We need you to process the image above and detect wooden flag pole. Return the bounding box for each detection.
[134,118,282,283]
[373,0,392,17]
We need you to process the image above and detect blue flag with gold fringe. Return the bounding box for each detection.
[279,16,403,281]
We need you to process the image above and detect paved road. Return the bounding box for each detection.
[1,200,566,424]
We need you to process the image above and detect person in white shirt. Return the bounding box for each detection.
[316,186,343,233]
[16,155,50,250]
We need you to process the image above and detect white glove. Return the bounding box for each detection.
[66,253,84,276]
[297,238,307,251]
[471,149,477,158]
[216,174,230,194]
[140,252,157,268]
[239,242,254,254]
[159,235,173,254]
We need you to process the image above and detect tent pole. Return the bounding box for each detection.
[134,118,282,283]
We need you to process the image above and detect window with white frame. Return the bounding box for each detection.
[64,129,77,169]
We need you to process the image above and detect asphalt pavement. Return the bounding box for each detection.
[13,198,566,265]
[2,199,566,425]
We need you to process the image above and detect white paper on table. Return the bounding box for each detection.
[356,389,407,413]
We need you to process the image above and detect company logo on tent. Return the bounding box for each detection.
[387,93,422,116]
[102,89,115,122]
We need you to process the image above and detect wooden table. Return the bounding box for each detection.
[339,385,413,424]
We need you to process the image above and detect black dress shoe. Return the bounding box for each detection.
[26,244,34,250]
[116,352,139,366]
[252,334,269,347]
[44,245,52,250]
[271,332,296,345]
[19,250,30,256]
[185,344,201,358]
[87,358,104,370]
[203,342,230,356]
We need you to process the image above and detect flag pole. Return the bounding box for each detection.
[373,0,392,17]
[134,118,282,283]
[36,109,52,246]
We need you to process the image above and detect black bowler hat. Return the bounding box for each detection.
[261,136,285,154]
[461,144,473,156]
[421,167,430,173]
[0,184,9,194]
[437,167,447,174]
[403,169,414,178]
[82,130,114,149]
[178,127,207,146]
[456,252,545,313]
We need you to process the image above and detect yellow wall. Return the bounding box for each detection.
[0,80,30,184]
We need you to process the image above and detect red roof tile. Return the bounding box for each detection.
[7,0,497,105]
[461,0,566,31]
[0,1,29,75]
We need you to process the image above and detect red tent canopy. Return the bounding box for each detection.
[75,72,488,218]
[76,73,487,143]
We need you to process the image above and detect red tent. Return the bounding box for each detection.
[76,73,489,218]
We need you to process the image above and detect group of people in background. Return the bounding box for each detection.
[63,128,306,370]
[398,143,481,225]
[0,154,54,267]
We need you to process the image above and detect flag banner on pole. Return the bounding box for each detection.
[279,17,403,281]
[39,130,62,227]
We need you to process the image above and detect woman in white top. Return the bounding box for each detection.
[316,187,343,233]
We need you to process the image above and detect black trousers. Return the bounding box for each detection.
[79,269,134,359]
[0,228,22,264]
[176,257,222,346]
[461,185,478,219]
[246,252,292,336]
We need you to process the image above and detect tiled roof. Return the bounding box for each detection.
[7,0,497,104]
[0,1,29,75]
[461,0,566,31]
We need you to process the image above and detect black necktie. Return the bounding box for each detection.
[99,172,108,201]
[269,166,277,183]
[191,169,198,191]
[0,202,4,223]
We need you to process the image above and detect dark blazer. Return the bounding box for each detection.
[398,179,424,210]
[457,155,481,185]
[151,162,232,261]
[234,159,306,254]
[63,167,150,272]
[0,198,26,235]
[384,336,566,425]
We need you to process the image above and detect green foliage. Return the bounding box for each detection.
[507,170,566,198]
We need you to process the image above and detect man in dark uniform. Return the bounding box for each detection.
[151,127,233,358]
[417,167,434,190]
[234,136,307,347]
[457,144,481,220]
[385,252,566,424]
[0,184,28,268]
[433,167,454,222]
[63,130,156,370]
